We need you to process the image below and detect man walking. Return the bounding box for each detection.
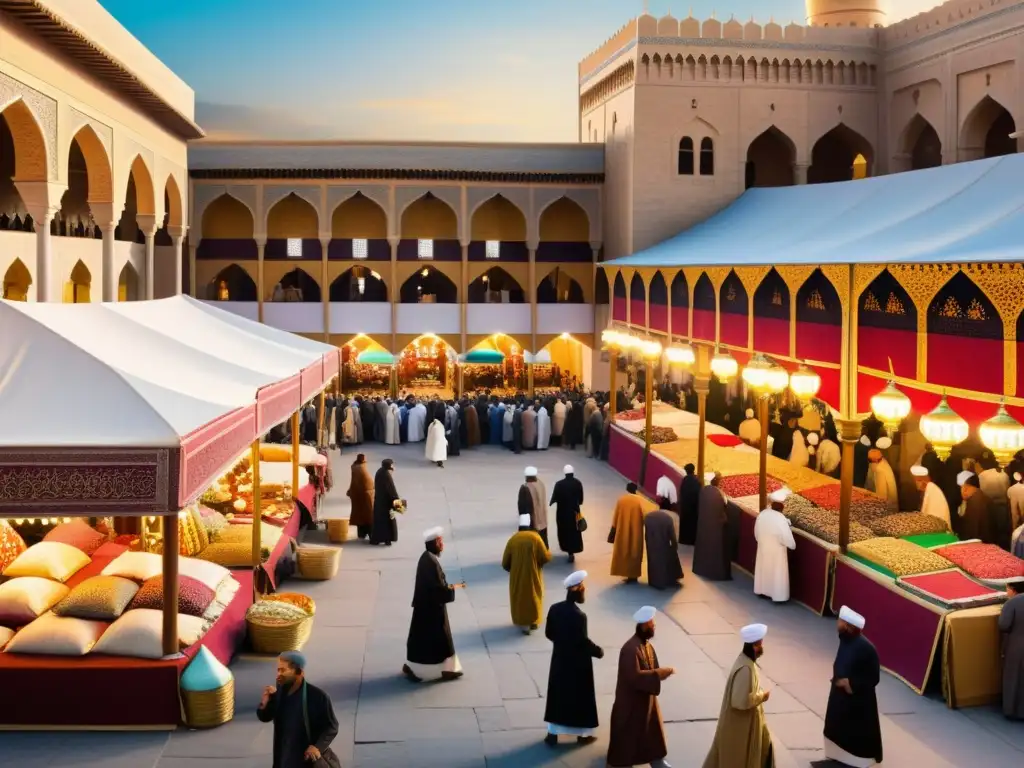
[518,466,549,548]
[823,606,883,767]
[549,464,585,563]
[404,527,464,682]
[502,514,551,634]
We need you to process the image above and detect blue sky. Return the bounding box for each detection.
[98,0,935,142]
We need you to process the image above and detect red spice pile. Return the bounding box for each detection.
[718,473,783,498]
[934,542,1024,581]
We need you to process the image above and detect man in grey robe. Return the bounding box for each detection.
[644,506,683,590]
[999,578,1024,721]
[693,472,731,581]
[522,405,538,450]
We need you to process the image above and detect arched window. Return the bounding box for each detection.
[678,137,695,175]
[700,137,715,175]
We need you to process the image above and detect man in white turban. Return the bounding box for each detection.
[754,488,797,602]
[912,465,951,529]
[502,514,551,634]
[824,606,882,767]
[866,437,898,512]
[404,528,464,683]
[704,623,775,768]
[549,465,585,563]
[738,407,761,446]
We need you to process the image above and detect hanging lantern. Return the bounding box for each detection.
[919,395,969,460]
[789,364,821,400]
[870,380,911,430]
[765,363,791,394]
[979,401,1024,464]
[741,353,773,391]
[710,349,738,382]
[638,339,663,360]
[665,343,695,366]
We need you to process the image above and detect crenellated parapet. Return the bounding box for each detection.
[884,0,1024,49]
[635,51,877,89]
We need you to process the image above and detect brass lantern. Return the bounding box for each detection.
[789,364,821,401]
[979,401,1024,464]
[919,395,968,460]
[665,343,695,366]
[870,380,912,431]
[710,348,738,382]
[741,353,773,392]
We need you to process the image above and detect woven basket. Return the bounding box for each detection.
[182,679,235,729]
[247,593,316,653]
[297,545,341,580]
[327,518,349,543]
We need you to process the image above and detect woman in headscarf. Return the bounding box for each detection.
[370,459,402,546]
[347,453,375,540]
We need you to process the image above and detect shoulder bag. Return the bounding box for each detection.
[302,683,342,768]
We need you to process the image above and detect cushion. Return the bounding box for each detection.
[0,577,70,626]
[92,542,129,560]
[2,542,90,582]
[4,612,108,656]
[708,433,744,448]
[0,521,27,573]
[43,521,107,556]
[52,576,140,621]
[0,626,13,650]
[259,443,292,462]
[181,645,233,692]
[189,507,210,552]
[101,551,163,582]
[92,609,207,659]
[195,542,259,568]
[179,557,230,591]
[128,575,215,617]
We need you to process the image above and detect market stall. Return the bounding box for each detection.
[341,342,393,396]
[397,335,454,396]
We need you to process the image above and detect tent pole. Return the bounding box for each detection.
[292,411,300,499]
[317,391,326,448]
[161,513,180,656]
[251,439,262,600]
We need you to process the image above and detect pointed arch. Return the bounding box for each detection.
[0,99,48,182]
[118,262,140,302]
[753,268,790,356]
[163,174,183,229]
[648,272,668,332]
[330,265,388,302]
[746,126,796,189]
[115,155,155,242]
[928,271,1002,393]
[670,271,689,337]
[678,136,695,175]
[809,124,874,184]
[612,272,627,321]
[960,95,1017,161]
[198,193,257,260]
[595,269,610,305]
[397,334,456,393]
[331,191,387,239]
[630,273,646,326]
[400,265,457,303]
[538,196,589,242]
[401,192,457,239]
[692,272,715,341]
[719,269,748,347]
[899,114,942,170]
[858,268,917,377]
[2,258,31,300]
[267,192,319,238]
[700,137,715,175]
[796,268,841,363]
[471,194,527,241]
[64,124,113,218]
[209,263,257,301]
[537,267,584,304]
[468,266,525,303]
[271,267,321,303]
[65,260,91,304]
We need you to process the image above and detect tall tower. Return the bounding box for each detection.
[806,0,886,27]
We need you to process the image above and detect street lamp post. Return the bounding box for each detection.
[637,338,663,486]
[742,354,789,510]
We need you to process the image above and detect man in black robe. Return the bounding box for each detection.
[544,570,603,747]
[824,606,882,767]
[257,651,340,768]
[678,463,701,546]
[403,527,464,682]
[565,398,583,450]
[369,458,401,546]
[359,397,376,443]
[693,472,731,581]
[511,405,524,454]
[770,408,798,461]
[550,464,584,563]
[586,407,604,460]
[476,395,490,445]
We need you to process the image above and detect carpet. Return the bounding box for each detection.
[898,569,1005,607]
[903,532,960,550]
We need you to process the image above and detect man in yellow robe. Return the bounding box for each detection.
[502,514,552,634]
[703,623,776,768]
[610,482,646,583]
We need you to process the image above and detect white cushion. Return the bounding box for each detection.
[92,608,207,659]
[2,542,90,583]
[0,577,70,626]
[178,557,230,592]
[100,551,163,582]
[0,626,14,650]
[3,612,107,656]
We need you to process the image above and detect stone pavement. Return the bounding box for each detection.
[2,442,1023,767]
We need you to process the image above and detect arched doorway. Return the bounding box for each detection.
[927,272,1002,394]
[858,269,917,378]
[612,272,627,321]
[470,194,527,261]
[745,126,797,188]
[719,270,748,347]
[468,267,525,303]
[64,260,92,303]
[341,335,392,395]
[538,196,591,262]
[398,334,456,396]
[533,334,590,392]
[537,268,585,304]
[199,194,257,259]
[796,269,842,406]
[118,262,140,302]
[901,114,942,170]
[808,124,873,184]
[629,273,646,326]
[116,156,155,243]
[332,192,387,240]
[400,267,457,304]
[960,96,1017,161]
[648,272,668,333]
[400,193,458,261]
[271,267,321,302]
[1,100,49,232]
[752,268,789,356]
[463,333,526,394]
[670,272,689,337]
[692,272,716,341]
[267,192,320,258]
[595,270,610,305]
[330,266,387,302]
[208,264,257,301]
[58,125,112,238]
[2,258,31,300]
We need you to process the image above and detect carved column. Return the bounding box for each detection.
[836,418,862,553]
[16,181,64,303]
[87,201,117,302]
[188,244,197,297]
[793,163,809,185]
[388,235,400,356]
[255,235,267,323]
[462,239,471,356]
[320,235,331,342]
[136,213,158,300]
[168,225,187,297]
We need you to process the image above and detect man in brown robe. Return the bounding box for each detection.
[518,466,549,548]
[464,404,481,446]
[346,454,374,539]
[521,406,538,449]
[610,482,646,583]
[703,623,775,768]
[693,473,731,581]
[644,506,683,590]
[958,472,995,544]
[607,606,674,768]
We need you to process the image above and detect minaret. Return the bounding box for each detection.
[805,0,886,27]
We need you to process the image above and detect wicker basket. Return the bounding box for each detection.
[247,593,316,653]
[327,518,349,543]
[297,545,341,580]
[182,678,235,729]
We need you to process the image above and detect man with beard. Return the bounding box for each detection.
[403,528,465,683]
[549,464,585,563]
[609,482,646,583]
[693,472,731,581]
[678,463,702,546]
[346,453,374,540]
[544,571,604,747]
[606,606,674,768]
[517,466,549,548]
[369,458,402,546]
[823,606,882,767]
[258,651,340,768]
[502,514,551,635]
[703,624,775,768]
[445,399,461,457]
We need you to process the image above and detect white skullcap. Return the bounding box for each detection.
[1015,472,1022,482]
[524,466,538,478]
[518,514,532,528]
[564,570,587,588]
[633,605,657,624]
[704,472,717,484]
[745,408,754,419]
[807,432,819,446]
[656,475,678,504]
[740,623,768,643]
[564,465,574,474]
[860,435,871,447]
[839,605,866,629]
[956,471,975,487]
[423,527,444,542]
[876,436,892,450]
[910,465,929,477]
[768,487,792,504]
